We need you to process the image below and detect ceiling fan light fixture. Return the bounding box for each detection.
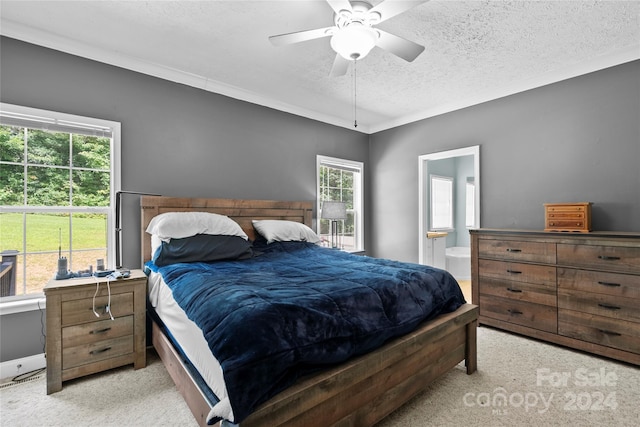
[330,24,378,61]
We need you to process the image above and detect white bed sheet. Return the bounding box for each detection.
[147,269,235,422]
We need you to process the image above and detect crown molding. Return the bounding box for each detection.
[2,19,636,136]
[0,19,370,134]
[368,46,640,134]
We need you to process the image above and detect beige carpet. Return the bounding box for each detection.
[2,327,638,426]
[458,280,472,303]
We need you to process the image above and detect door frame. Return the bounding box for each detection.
[418,145,480,265]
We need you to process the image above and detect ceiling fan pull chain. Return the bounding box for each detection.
[353,58,358,128]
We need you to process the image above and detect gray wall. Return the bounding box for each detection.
[0,37,369,362]
[369,60,640,263]
[2,35,639,362]
[0,310,45,362]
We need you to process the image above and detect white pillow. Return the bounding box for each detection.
[252,220,320,244]
[146,212,248,242]
[151,234,163,257]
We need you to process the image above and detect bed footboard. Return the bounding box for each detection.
[152,303,478,427]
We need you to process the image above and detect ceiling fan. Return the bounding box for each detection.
[269,0,428,76]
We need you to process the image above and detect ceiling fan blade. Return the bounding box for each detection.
[370,0,429,23]
[376,29,425,62]
[329,54,351,77]
[326,0,353,15]
[269,26,335,46]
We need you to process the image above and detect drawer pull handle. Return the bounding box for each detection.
[598,303,621,310]
[597,281,621,287]
[598,329,622,337]
[89,347,112,355]
[90,327,112,335]
[506,248,522,253]
[506,269,522,274]
[597,256,621,261]
[507,287,523,293]
[507,309,523,315]
[91,305,109,312]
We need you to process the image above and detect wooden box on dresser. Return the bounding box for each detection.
[470,229,640,365]
[44,270,147,394]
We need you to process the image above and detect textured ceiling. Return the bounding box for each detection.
[1,0,638,134]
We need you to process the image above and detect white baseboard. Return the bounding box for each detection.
[0,353,46,382]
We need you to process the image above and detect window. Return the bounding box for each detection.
[317,155,364,251]
[430,175,453,230]
[0,103,120,299]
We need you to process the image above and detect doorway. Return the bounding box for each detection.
[418,146,480,274]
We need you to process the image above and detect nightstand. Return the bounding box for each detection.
[44,269,147,394]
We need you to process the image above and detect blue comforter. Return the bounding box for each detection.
[149,241,465,424]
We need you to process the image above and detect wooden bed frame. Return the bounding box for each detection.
[141,196,478,427]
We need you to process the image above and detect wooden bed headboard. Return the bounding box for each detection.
[140,196,314,263]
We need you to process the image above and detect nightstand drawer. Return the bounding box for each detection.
[61,293,134,326]
[559,309,640,354]
[557,244,640,274]
[63,335,134,370]
[479,295,557,333]
[478,239,555,263]
[62,316,133,348]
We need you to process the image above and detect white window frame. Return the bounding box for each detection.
[0,103,121,305]
[316,155,364,251]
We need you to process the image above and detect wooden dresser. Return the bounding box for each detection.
[470,229,640,365]
[44,270,147,393]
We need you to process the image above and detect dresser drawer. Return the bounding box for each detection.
[546,211,585,220]
[557,243,640,274]
[557,268,640,299]
[479,259,556,286]
[545,219,587,230]
[478,239,555,263]
[479,277,556,306]
[62,335,134,370]
[559,309,640,354]
[61,293,134,326]
[558,289,640,322]
[546,204,588,214]
[479,295,557,333]
[62,315,133,348]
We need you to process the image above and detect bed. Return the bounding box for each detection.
[140,196,478,427]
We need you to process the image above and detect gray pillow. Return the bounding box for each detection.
[153,234,253,266]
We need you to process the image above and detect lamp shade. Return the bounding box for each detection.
[321,201,347,220]
[330,24,378,60]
